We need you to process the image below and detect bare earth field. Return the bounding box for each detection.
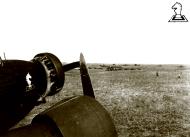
[15,64,190,137]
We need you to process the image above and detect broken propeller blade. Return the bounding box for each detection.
[80,53,95,98]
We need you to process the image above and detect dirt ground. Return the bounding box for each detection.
[15,64,190,137]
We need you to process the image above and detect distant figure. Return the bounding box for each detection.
[177,74,181,79]
[156,71,159,77]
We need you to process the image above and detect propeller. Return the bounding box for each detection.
[80,53,95,98]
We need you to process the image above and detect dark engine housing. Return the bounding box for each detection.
[0,53,64,133]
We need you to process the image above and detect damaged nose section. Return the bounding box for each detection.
[1,53,117,137]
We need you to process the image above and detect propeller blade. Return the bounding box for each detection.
[80,53,95,98]
[63,61,80,72]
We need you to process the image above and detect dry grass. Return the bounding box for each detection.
[16,64,190,137]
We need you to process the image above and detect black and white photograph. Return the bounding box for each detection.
[0,0,190,136]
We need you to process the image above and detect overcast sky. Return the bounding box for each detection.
[0,0,190,64]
